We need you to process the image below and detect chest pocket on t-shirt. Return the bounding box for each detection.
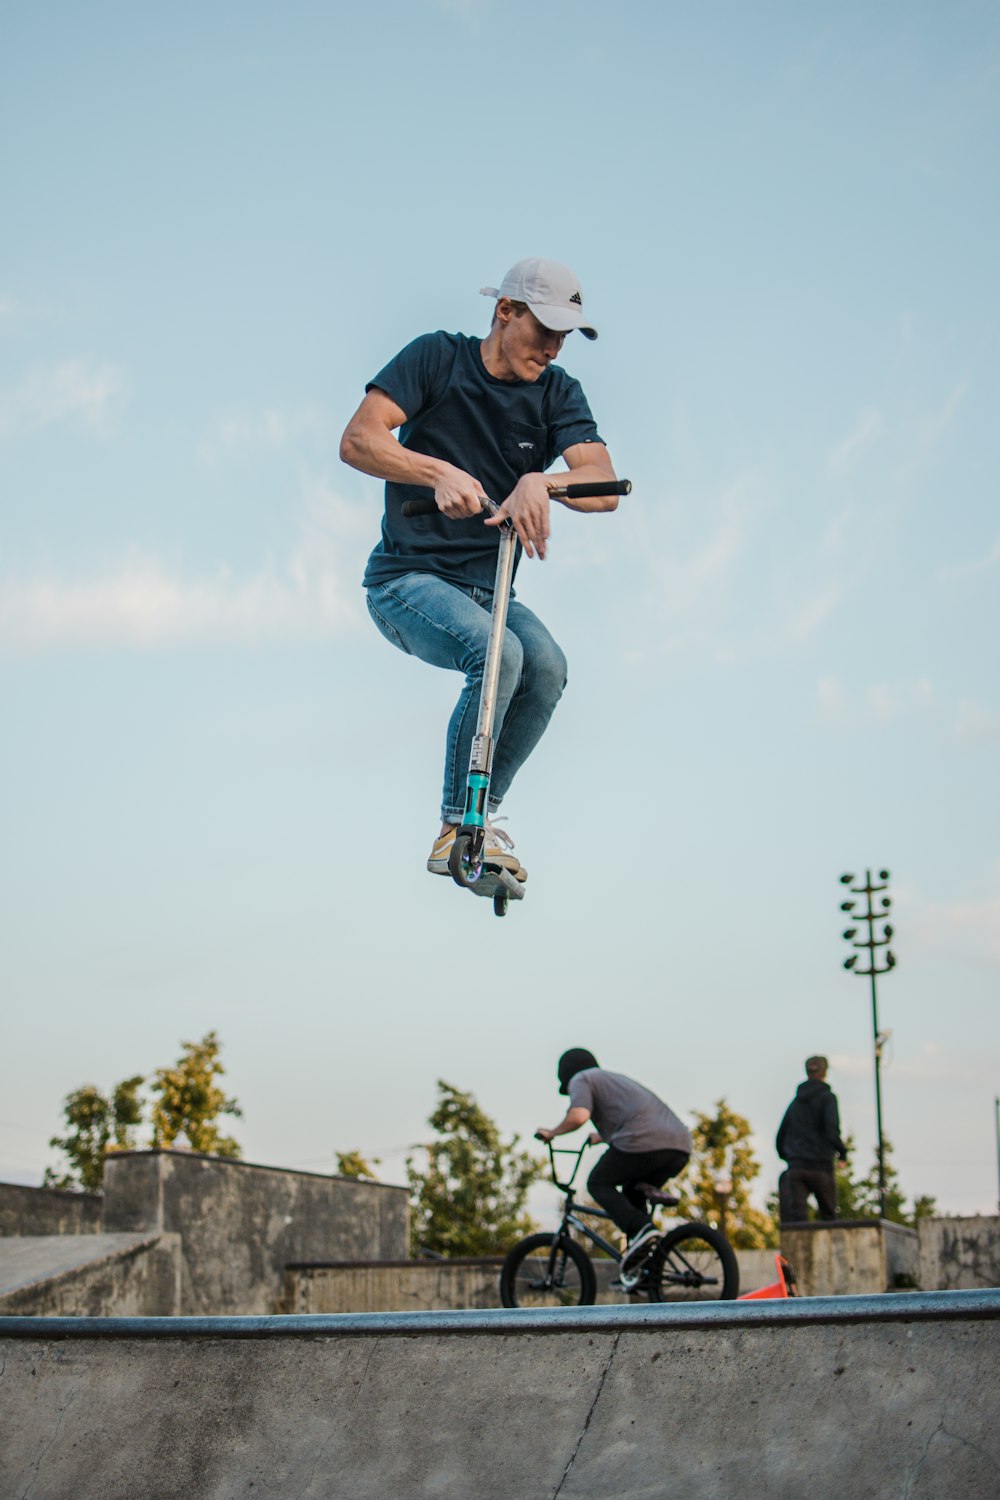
[503,420,547,476]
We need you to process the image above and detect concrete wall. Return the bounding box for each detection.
[919,1215,1000,1290]
[287,1258,506,1313]
[0,1234,181,1316]
[102,1151,409,1315]
[780,1218,918,1295]
[0,1181,102,1236]
[1,1291,996,1499]
[287,1247,778,1315]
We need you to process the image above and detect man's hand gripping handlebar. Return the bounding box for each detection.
[401,478,631,519]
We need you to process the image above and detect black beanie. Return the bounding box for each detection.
[557,1048,599,1095]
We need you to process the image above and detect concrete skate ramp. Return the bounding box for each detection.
[2,1290,997,1500]
[0,1233,180,1316]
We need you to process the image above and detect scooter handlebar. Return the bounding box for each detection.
[553,479,631,499]
[400,479,630,518]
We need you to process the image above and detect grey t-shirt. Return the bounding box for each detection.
[568,1069,693,1155]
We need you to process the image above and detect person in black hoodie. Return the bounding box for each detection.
[776,1056,848,1223]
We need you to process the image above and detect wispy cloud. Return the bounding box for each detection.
[953,699,1000,746]
[938,537,1000,581]
[866,677,933,722]
[817,675,934,728]
[648,479,749,615]
[0,293,50,327]
[827,409,883,473]
[619,476,754,665]
[818,679,999,747]
[908,894,1000,967]
[199,406,333,462]
[786,583,843,642]
[921,380,968,446]
[0,359,126,440]
[430,0,488,15]
[831,1042,996,1084]
[0,477,369,653]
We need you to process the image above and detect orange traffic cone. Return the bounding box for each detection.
[738,1254,797,1300]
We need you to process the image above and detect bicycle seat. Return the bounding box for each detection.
[637,1183,680,1208]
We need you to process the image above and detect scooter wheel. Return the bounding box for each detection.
[493,892,508,918]
[449,832,482,886]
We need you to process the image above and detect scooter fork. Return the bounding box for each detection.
[449,498,515,885]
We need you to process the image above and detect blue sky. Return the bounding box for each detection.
[2,1,998,1219]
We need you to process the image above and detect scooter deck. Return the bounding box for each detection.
[458,860,525,914]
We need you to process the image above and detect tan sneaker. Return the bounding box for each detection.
[426,820,526,880]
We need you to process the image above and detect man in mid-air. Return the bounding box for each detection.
[340,257,619,881]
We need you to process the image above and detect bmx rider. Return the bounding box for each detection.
[536,1048,694,1274]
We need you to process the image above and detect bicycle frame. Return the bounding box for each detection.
[545,1142,626,1261]
[502,1140,736,1306]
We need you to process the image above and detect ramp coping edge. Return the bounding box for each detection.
[0,1288,997,1339]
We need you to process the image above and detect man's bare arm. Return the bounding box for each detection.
[340,389,484,519]
[536,1106,592,1142]
[550,442,620,512]
[485,443,620,560]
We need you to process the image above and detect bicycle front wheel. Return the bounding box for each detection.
[646,1221,739,1302]
[500,1233,597,1309]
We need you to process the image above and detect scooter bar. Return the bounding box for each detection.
[401,478,630,518]
[551,479,631,500]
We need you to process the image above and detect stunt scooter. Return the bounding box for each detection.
[402,477,631,916]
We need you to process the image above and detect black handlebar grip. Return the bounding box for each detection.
[402,479,630,516]
[400,496,440,517]
[562,479,631,499]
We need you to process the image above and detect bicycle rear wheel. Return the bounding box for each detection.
[646,1221,739,1302]
[500,1233,597,1309]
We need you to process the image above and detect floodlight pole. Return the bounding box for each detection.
[869,953,887,1219]
[840,868,896,1220]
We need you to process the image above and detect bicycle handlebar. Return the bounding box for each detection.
[534,1136,594,1192]
[401,478,631,519]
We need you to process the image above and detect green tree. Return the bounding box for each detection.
[674,1098,779,1249]
[407,1081,544,1256]
[838,1134,937,1226]
[149,1031,242,1157]
[44,1075,145,1192]
[336,1150,381,1181]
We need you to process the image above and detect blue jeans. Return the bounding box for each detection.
[366,572,568,822]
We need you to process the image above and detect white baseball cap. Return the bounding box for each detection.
[480,257,598,340]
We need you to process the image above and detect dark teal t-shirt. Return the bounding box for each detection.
[361,331,604,591]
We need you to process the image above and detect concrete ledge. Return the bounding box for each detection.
[285,1249,782,1313]
[3,1290,995,1500]
[101,1150,410,1314]
[285,1257,505,1313]
[0,1234,182,1317]
[2,1292,996,1500]
[919,1214,1000,1289]
[781,1217,918,1294]
[0,1181,103,1237]
[2,1286,996,1336]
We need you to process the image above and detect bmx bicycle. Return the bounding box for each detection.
[402,477,631,915]
[499,1141,739,1308]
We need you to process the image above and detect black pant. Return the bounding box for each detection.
[778,1162,837,1223]
[587,1146,690,1239]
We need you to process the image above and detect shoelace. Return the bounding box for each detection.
[485,816,515,852]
